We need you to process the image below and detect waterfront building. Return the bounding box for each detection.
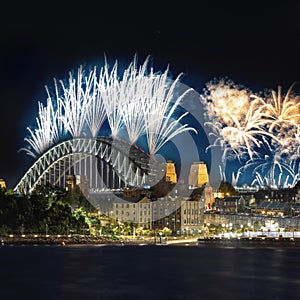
[254,187,296,203]
[203,211,300,232]
[152,196,204,235]
[137,197,153,229]
[112,197,152,229]
[112,194,205,234]
[250,201,287,216]
[152,197,182,233]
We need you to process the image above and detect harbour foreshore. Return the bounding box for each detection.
[0,235,198,246]
[2,235,300,247]
[197,236,300,247]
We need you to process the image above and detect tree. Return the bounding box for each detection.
[218,181,239,196]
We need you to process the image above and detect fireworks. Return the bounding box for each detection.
[201,78,300,188]
[141,65,196,155]
[22,54,300,189]
[84,66,107,137]
[20,95,61,158]
[22,55,196,159]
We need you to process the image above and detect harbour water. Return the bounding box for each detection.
[1,244,300,300]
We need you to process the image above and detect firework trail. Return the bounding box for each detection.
[241,143,296,188]
[59,65,93,137]
[205,99,276,161]
[202,79,276,161]
[251,82,300,141]
[118,55,150,143]
[85,66,107,137]
[99,58,123,138]
[20,97,59,158]
[142,67,197,155]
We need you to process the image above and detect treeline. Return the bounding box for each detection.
[0,184,100,235]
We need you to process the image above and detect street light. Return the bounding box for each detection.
[98,211,102,237]
[247,222,251,237]
[159,232,162,243]
[45,223,48,236]
[221,223,225,235]
[240,224,244,236]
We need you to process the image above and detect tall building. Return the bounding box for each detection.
[188,161,209,188]
[0,179,6,190]
[165,160,177,183]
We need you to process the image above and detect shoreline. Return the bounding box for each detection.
[197,236,300,247]
[0,236,145,246]
[0,235,198,247]
[3,236,300,248]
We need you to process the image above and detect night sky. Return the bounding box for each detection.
[1,1,300,189]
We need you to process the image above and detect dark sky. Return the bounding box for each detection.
[1,1,300,189]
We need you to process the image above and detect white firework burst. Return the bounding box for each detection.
[142,68,197,155]
[85,66,107,137]
[22,54,197,160]
[59,65,93,137]
[20,98,58,158]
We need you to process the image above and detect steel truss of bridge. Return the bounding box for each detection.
[14,137,159,195]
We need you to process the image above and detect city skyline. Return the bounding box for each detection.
[1,2,300,189]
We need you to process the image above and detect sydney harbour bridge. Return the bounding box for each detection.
[14,137,159,195]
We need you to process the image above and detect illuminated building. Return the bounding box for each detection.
[204,183,214,209]
[112,197,152,229]
[188,161,209,188]
[0,179,6,190]
[165,160,177,183]
[65,174,77,192]
[214,191,225,199]
[152,197,204,235]
[65,174,90,197]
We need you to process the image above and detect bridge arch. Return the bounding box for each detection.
[14,137,156,195]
